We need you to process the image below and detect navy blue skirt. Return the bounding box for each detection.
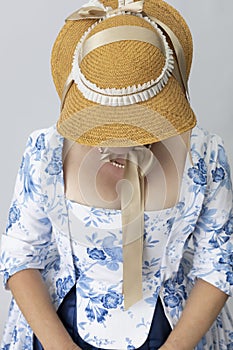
[33,285,171,349]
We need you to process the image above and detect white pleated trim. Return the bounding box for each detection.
[71,12,174,106]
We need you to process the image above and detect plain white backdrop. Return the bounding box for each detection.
[0,0,233,342]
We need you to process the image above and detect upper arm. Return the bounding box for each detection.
[189,135,233,295]
[0,131,52,288]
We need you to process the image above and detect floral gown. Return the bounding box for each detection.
[0,124,233,349]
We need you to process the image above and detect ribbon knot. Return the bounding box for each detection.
[100,145,155,176]
[66,0,144,21]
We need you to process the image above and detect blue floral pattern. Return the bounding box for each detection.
[45,148,63,176]
[87,248,107,261]
[212,167,225,182]
[101,291,123,309]
[0,124,233,349]
[56,276,74,299]
[6,202,21,230]
[188,158,207,185]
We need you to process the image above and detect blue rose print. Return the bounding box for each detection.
[45,160,63,176]
[7,203,20,230]
[188,158,207,185]
[87,248,107,261]
[56,276,74,298]
[163,267,187,312]
[227,343,233,350]
[164,293,182,308]
[212,167,225,183]
[35,134,45,151]
[52,147,62,161]
[45,146,63,176]
[198,158,207,173]
[101,291,123,309]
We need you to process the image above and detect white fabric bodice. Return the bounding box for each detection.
[67,199,177,349]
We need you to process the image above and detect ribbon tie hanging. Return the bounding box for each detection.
[100,146,155,309]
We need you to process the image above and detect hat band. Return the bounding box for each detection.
[73,24,173,105]
[61,18,174,108]
[79,25,165,61]
[65,0,189,98]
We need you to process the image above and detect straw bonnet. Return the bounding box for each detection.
[51,0,196,147]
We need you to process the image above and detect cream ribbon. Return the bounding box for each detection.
[100,146,155,309]
[80,26,165,62]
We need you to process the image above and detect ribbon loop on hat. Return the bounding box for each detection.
[66,0,144,20]
[66,6,107,20]
[100,145,155,309]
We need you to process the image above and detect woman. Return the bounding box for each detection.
[1,0,233,349]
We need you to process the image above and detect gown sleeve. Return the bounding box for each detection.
[188,134,233,296]
[0,131,52,288]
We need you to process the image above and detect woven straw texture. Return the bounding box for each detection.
[51,0,196,146]
[81,15,165,88]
